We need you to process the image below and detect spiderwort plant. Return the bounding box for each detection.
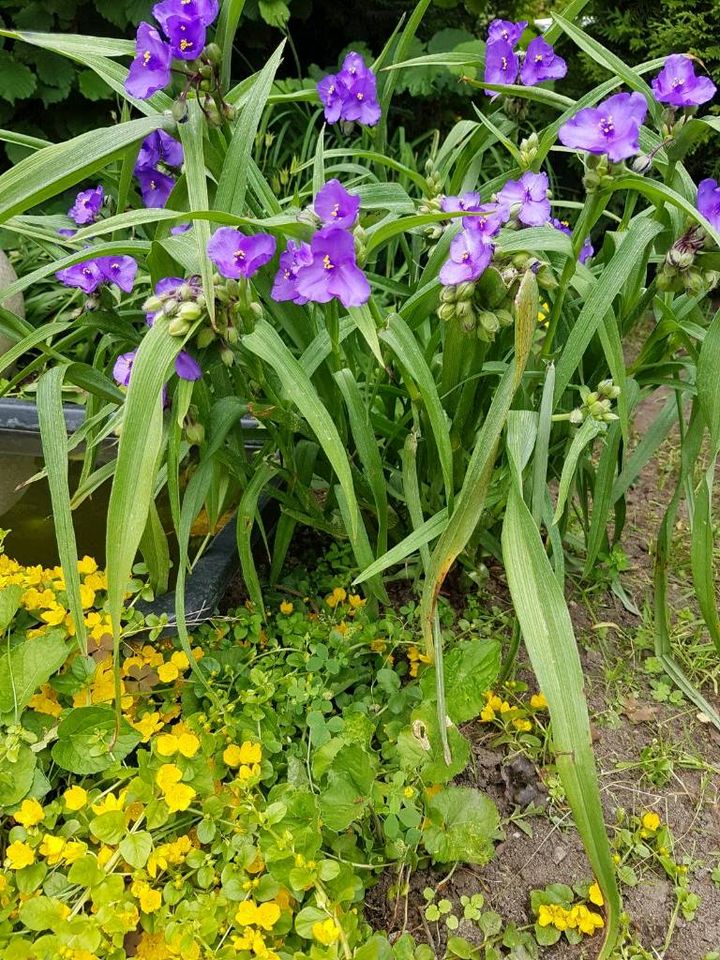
[3,9,720,957]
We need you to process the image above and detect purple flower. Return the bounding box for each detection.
[271,240,313,304]
[439,229,493,286]
[317,52,381,126]
[497,171,551,226]
[69,186,104,226]
[113,350,136,388]
[58,228,77,239]
[558,92,648,162]
[135,167,176,208]
[96,256,138,293]
[487,19,527,46]
[171,223,191,234]
[339,71,381,126]
[314,180,361,229]
[698,178,720,231]
[551,218,594,263]
[164,14,206,60]
[175,350,202,381]
[651,54,716,108]
[153,0,219,29]
[56,260,105,294]
[317,75,348,124]
[579,237,594,264]
[520,37,567,87]
[441,193,481,213]
[484,40,519,94]
[136,130,184,171]
[207,228,277,279]
[125,23,172,100]
[293,228,371,308]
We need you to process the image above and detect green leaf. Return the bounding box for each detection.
[421,639,501,724]
[423,786,499,865]
[0,584,23,633]
[90,810,127,844]
[78,69,113,101]
[18,896,69,932]
[119,832,153,869]
[0,52,37,104]
[697,308,720,454]
[0,744,36,807]
[52,707,140,774]
[395,703,469,784]
[553,419,606,524]
[502,482,620,956]
[0,630,69,720]
[242,320,360,538]
[215,41,285,217]
[258,0,290,27]
[0,115,170,224]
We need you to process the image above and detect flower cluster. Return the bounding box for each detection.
[126,0,219,100]
[484,20,567,94]
[317,51,381,127]
[55,255,138,295]
[479,687,547,733]
[68,185,104,227]
[536,901,604,936]
[134,130,184,208]
[438,192,504,285]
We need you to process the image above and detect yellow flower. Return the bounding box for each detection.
[91,791,126,816]
[279,601,294,615]
[165,784,196,813]
[155,764,183,792]
[403,786,415,799]
[84,571,107,592]
[537,904,554,927]
[170,651,190,671]
[224,741,262,767]
[157,661,179,683]
[62,841,87,864]
[5,841,35,870]
[235,901,280,931]
[41,603,67,626]
[28,685,62,717]
[530,692,548,710]
[77,556,98,575]
[157,732,199,758]
[96,846,114,868]
[312,918,341,945]
[132,880,163,914]
[63,785,88,811]
[588,882,604,907]
[14,798,45,828]
[513,718,533,732]
[133,712,164,742]
[79,583,96,609]
[480,705,496,722]
[325,587,347,609]
[348,594,366,609]
[641,810,661,834]
[39,834,67,865]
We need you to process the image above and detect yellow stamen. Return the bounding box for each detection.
[323,254,334,270]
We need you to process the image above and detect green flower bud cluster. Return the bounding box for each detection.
[578,380,620,423]
[437,267,515,342]
[419,194,444,241]
[424,158,443,197]
[583,154,615,192]
[657,226,718,295]
[143,282,207,338]
[519,133,539,170]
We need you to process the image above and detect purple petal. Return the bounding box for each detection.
[487,20,527,46]
[164,14,206,60]
[317,74,347,124]
[69,185,104,226]
[175,350,202,381]
[652,54,717,107]
[56,260,104,294]
[136,167,176,208]
[484,40,519,94]
[520,37,567,86]
[207,228,277,279]
[698,178,720,231]
[314,179,361,229]
[136,130,184,171]
[153,0,218,30]
[113,350,136,387]
[96,256,138,293]
[125,23,172,100]
[340,73,381,126]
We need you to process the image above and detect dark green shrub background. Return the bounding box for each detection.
[0,0,718,173]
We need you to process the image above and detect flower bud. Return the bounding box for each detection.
[168,316,192,337]
[439,284,458,305]
[569,408,585,425]
[199,63,213,80]
[478,311,500,336]
[143,295,163,313]
[632,153,653,175]
[226,327,239,344]
[519,132,539,168]
[495,309,514,328]
[437,303,455,322]
[455,281,475,302]
[196,328,215,349]
[223,103,237,122]
[597,379,621,400]
[178,302,202,322]
[249,302,264,320]
[667,246,695,271]
[178,283,196,301]
[204,43,222,65]
[185,421,205,445]
[682,268,707,296]
[220,346,235,367]
[171,99,189,123]
[163,300,179,317]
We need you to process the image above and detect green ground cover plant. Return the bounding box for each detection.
[0,1,719,955]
